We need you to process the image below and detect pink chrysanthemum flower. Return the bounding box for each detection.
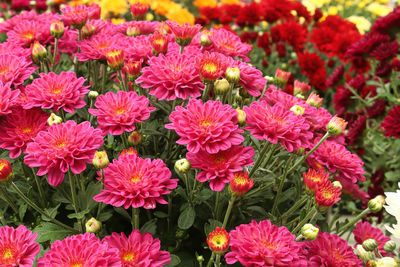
[0,82,20,116]
[23,72,89,113]
[166,99,245,154]
[103,230,171,266]
[37,233,120,267]
[244,101,313,152]
[353,222,390,256]
[0,108,48,158]
[24,121,104,187]
[229,59,267,97]
[186,145,254,191]
[121,35,153,62]
[225,220,307,266]
[0,10,38,33]
[77,34,122,62]
[0,42,31,58]
[94,153,178,209]
[307,139,366,183]
[209,28,252,62]
[166,21,202,46]
[314,180,341,210]
[61,5,89,28]
[0,55,36,86]
[304,232,363,267]
[136,52,203,100]
[89,91,155,136]
[118,21,159,36]
[0,225,40,267]
[7,20,49,48]
[196,51,230,82]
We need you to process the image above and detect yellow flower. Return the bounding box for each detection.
[347,15,371,34]
[221,0,240,4]
[193,0,217,8]
[100,0,128,17]
[166,6,195,25]
[111,18,126,24]
[366,3,393,17]
[327,6,338,15]
[150,0,179,16]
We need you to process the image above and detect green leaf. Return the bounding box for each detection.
[140,218,157,235]
[35,222,74,243]
[67,209,90,220]
[113,207,131,220]
[165,255,181,267]
[204,219,222,236]
[154,211,168,218]
[19,202,28,221]
[98,210,113,222]
[195,189,213,202]
[178,206,196,230]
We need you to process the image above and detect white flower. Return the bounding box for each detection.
[384,183,400,239]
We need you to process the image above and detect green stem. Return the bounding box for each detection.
[222,195,236,228]
[346,83,369,106]
[281,194,308,219]
[272,155,296,215]
[101,64,107,94]
[227,83,234,106]
[292,207,318,234]
[206,252,215,267]
[179,45,184,54]
[118,70,127,91]
[10,182,79,233]
[0,186,19,217]
[202,83,212,101]
[132,207,140,229]
[0,211,6,225]
[248,142,274,178]
[68,172,83,232]
[184,172,191,203]
[214,254,221,267]
[52,38,59,70]
[287,132,330,175]
[337,208,371,234]
[32,168,46,208]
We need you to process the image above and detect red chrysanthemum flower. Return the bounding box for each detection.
[0,55,37,86]
[370,40,399,60]
[303,168,330,192]
[119,147,138,157]
[229,171,254,196]
[371,6,400,35]
[103,230,171,267]
[24,121,104,187]
[297,52,327,91]
[345,115,366,145]
[187,145,254,191]
[326,65,344,87]
[149,31,169,56]
[209,28,252,62]
[314,180,341,210]
[130,2,149,19]
[307,139,366,183]
[37,233,120,267]
[381,105,400,139]
[196,51,229,82]
[118,21,159,36]
[304,232,363,267]
[0,158,13,183]
[94,153,178,209]
[61,5,89,29]
[23,72,89,113]
[225,220,307,266]
[0,225,40,267]
[166,99,245,154]
[136,52,203,100]
[270,21,307,52]
[244,101,313,152]
[345,32,391,59]
[207,227,229,254]
[0,108,48,159]
[0,82,19,116]
[336,175,369,204]
[353,222,390,256]
[89,91,155,136]
[166,21,202,46]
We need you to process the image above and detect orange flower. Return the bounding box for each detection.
[207,227,229,254]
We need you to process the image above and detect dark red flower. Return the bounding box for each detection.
[371,40,399,60]
[371,6,400,36]
[381,105,400,138]
[345,115,366,145]
[326,65,344,87]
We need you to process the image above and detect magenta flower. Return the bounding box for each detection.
[94,153,178,209]
[0,225,40,267]
[0,82,20,116]
[61,4,89,28]
[304,232,363,267]
[0,108,48,158]
[37,233,120,267]
[121,35,153,62]
[103,230,171,266]
[23,72,89,113]
[187,145,254,191]
[89,91,155,136]
[0,55,37,86]
[77,34,122,62]
[353,222,391,256]
[117,21,159,36]
[136,51,203,100]
[244,101,313,152]
[166,21,202,46]
[225,220,307,266]
[7,20,50,47]
[24,120,104,187]
[209,28,252,61]
[229,59,267,97]
[166,99,244,154]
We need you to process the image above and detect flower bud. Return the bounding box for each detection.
[85,217,102,233]
[355,244,375,262]
[214,78,230,95]
[363,238,378,252]
[293,80,311,96]
[128,131,141,145]
[88,91,99,99]
[47,113,62,126]
[206,227,229,254]
[126,25,141,37]
[0,159,13,183]
[366,260,378,267]
[175,158,190,173]
[123,60,142,81]
[332,181,342,189]
[200,32,212,47]
[31,41,47,62]
[326,115,347,136]
[376,257,399,267]
[149,31,168,56]
[105,49,124,70]
[275,68,291,85]
[306,92,323,108]
[130,2,149,20]
[196,255,204,263]
[301,224,319,241]
[236,108,246,126]
[368,195,385,213]
[229,171,254,197]
[225,67,240,84]
[290,105,305,115]
[50,21,65,39]
[265,76,274,83]
[384,240,396,253]
[92,151,109,169]
[82,23,95,39]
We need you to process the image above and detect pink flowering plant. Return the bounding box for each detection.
[0,2,400,267]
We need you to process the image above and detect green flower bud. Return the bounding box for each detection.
[355,244,375,262]
[368,195,385,213]
[175,158,190,174]
[88,91,99,99]
[85,217,102,233]
[301,224,319,241]
[214,79,230,95]
[363,238,378,252]
[384,240,396,254]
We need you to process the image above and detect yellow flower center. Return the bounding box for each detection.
[0,68,8,74]
[233,174,246,185]
[51,86,63,94]
[123,252,135,261]
[22,32,34,40]
[203,63,217,73]
[211,234,228,247]
[0,162,6,172]
[22,127,32,134]
[262,240,278,249]
[2,248,12,259]
[115,107,126,115]
[130,173,141,183]
[322,190,333,198]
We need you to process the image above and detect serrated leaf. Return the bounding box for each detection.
[140,218,157,235]
[178,206,195,230]
[98,210,113,222]
[195,189,213,202]
[165,255,181,267]
[35,222,74,243]
[41,204,60,222]
[67,209,90,220]
[19,202,28,221]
